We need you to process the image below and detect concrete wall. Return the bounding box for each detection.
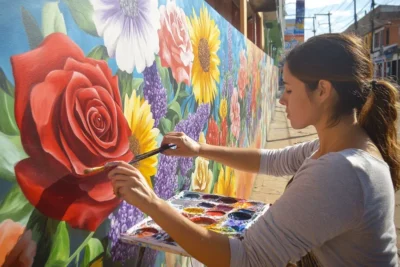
[0,0,278,266]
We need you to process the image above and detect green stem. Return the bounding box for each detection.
[65,232,94,266]
[168,83,182,107]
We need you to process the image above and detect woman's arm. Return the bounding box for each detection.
[162,132,320,176]
[109,162,231,267]
[162,132,262,173]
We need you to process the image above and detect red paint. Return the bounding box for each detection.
[215,204,234,212]
[206,210,226,217]
[133,227,158,238]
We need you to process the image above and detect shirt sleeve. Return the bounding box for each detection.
[258,139,320,176]
[231,153,364,267]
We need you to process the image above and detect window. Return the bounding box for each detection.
[373,30,383,51]
[386,29,390,45]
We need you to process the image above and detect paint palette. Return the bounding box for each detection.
[120,191,270,256]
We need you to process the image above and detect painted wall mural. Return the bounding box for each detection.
[0,0,278,266]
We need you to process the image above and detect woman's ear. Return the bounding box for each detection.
[317,80,334,103]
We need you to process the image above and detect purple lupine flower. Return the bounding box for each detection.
[175,104,210,178]
[109,201,143,263]
[109,201,158,266]
[228,26,233,72]
[143,62,168,127]
[154,154,179,199]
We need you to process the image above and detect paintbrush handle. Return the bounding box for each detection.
[129,143,176,164]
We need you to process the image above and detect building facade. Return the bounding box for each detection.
[344,5,400,83]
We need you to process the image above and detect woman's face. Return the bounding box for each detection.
[279,64,321,129]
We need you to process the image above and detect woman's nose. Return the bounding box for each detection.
[279,94,286,106]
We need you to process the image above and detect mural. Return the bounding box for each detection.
[0,0,278,266]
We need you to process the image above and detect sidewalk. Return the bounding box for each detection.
[251,100,400,251]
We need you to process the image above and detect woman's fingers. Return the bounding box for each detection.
[108,165,136,178]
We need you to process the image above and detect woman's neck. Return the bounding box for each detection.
[313,114,369,158]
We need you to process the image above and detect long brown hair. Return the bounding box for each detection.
[286,33,400,191]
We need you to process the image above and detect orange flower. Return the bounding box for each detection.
[0,219,37,267]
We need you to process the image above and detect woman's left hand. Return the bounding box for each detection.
[108,162,159,212]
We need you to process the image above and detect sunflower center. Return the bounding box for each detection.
[119,0,139,17]
[198,38,210,72]
[129,135,141,167]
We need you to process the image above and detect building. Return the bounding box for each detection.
[207,0,286,65]
[344,5,400,82]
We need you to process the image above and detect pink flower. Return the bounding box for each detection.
[230,89,241,139]
[158,1,194,85]
[237,50,248,99]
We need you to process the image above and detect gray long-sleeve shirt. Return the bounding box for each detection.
[230,139,398,266]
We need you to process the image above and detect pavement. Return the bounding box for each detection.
[251,99,400,249]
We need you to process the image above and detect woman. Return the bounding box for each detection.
[109,34,399,266]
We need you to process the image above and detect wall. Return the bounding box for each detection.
[0,0,278,266]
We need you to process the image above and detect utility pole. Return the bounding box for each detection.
[313,16,316,36]
[371,0,375,53]
[315,13,332,34]
[328,12,331,33]
[353,0,358,32]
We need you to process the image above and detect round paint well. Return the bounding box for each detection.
[215,204,234,212]
[228,211,252,221]
[237,209,255,215]
[183,207,204,215]
[208,226,236,235]
[202,194,220,201]
[205,210,226,217]
[219,197,238,204]
[197,202,215,208]
[183,193,200,199]
[190,217,216,226]
[132,227,159,238]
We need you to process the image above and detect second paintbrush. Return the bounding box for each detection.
[84,143,177,175]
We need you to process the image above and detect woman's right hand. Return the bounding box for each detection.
[161,132,202,157]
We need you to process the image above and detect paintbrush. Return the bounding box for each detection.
[83,143,177,175]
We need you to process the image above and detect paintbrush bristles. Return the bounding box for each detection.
[83,166,105,175]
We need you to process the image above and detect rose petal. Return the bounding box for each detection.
[15,158,120,231]
[64,58,112,96]
[11,33,85,129]
[30,70,76,172]
[79,178,115,201]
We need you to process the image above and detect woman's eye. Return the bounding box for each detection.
[286,90,292,94]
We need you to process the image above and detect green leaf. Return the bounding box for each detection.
[45,222,70,267]
[159,118,172,135]
[63,0,98,37]
[178,88,189,99]
[167,101,182,121]
[42,2,67,37]
[0,133,27,181]
[87,45,109,61]
[210,162,220,194]
[155,56,171,92]
[21,7,44,49]
[0,184,33,225]
[117,69,143,104]
[0,68,14,97]
[82,238,104,267]
[0,80,19,136]
[26,210,67,267]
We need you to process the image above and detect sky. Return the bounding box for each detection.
[285,0,400,40]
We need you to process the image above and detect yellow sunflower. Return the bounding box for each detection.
[124,91,160,188]
[219,98,228,119]
[188,6,221,104]
[214,166,237,197]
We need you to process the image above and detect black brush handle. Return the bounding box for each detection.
[129,144,177,164]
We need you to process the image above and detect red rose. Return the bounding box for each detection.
[11,33,133,231]
[206,118,219,145]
